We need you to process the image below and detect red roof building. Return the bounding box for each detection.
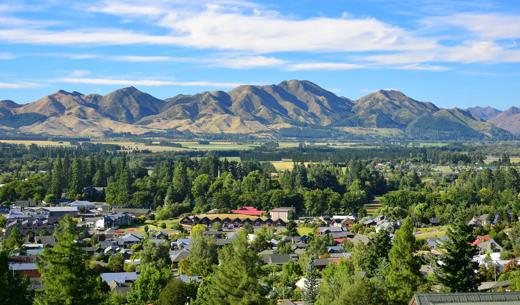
[231,206,265,216]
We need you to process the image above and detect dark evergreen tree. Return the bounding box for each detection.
[437,221,481,292]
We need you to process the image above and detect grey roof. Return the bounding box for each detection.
[412,292,520,305]
[170,249,190,263]
[261,254,297,265]
[101,272,138,284]
[9,263,37,271]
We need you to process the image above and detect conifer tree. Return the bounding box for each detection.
[304,258,318,305]
[385,217,423,305]
[35,215,106,305]
[198,230,266,305]
[437,221,481,292]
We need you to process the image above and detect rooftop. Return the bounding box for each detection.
[411,292,520,305]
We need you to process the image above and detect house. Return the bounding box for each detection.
[260,254,298,265]
[40,207,79,223]
[317,226,344,235]
[472,235,503,254]
[70,200,95,210]
[9,262,41,289]
[270,207,295,222]
[170,249,190,264]
[410,292,520,305]
[111,208,150,217]
[231,206,265,216]
[117,233,143,247]
[96,213,134,230]
[101,271,138,294]
[330,215,357,228]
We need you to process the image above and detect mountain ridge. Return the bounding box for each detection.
[0,80,515,139]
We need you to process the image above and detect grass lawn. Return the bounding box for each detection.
[415,226,447,240]
[297,226,315,236]
[116,219,181,235]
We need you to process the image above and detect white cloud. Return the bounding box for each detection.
[210,56,285,68]
[0,52,15,59]
[109,55,181,62]
[69,70,92,77]
[287,62,363,71]
[0,4,436,54]
[422,13,520,40]
[0,82,40,89]
[59,77,243,87]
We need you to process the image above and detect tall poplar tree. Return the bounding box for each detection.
[437,221,481,292]
[67,158,82,199]
[385,217,423,305]
[48,157,64,199]
[35,215,106,305]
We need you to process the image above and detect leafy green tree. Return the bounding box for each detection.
[198,231,267,305]
[127,240,172,305]
[385,217,423,305]
[437,221,481,292]
[2,227,24,254]
[157,278,197,305]
[354,230,391,277]
[285,220,299,237]
[108,253,125,272]
[35,215,106,305]
[0,250,33,305]
[128,265,171,305]
[317,261,386,305]
[182,229,218,277]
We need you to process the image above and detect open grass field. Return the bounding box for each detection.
[115,219,181,236]
[415,226,447,240]
[364,197,382,216]
[0,139,74,147]
[297,226,315,236]
[175,141,258,151]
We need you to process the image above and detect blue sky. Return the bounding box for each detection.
[1,0,520,109]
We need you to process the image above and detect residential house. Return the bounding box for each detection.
[96,213,134,230]
[410,292,520,305]
[270,207,295,222]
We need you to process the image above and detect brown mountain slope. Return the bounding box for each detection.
[96,86,164,123]
[352,90,439,128]
[489,107,520,135]
[466,106,502,121]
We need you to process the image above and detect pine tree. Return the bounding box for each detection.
[437,221,481,292]
[385,217,423,305]
[199,230,266,305]
[304,258,318,305]
[67,158,82,199]
[35,215,106,305]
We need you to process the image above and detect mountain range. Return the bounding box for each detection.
[0,80,516,140]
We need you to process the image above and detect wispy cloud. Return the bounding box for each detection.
[0,81,41,89]
[287,62,363,71]
[209,56,285,68]
[0,52,15,59]
[59,77,243,87]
